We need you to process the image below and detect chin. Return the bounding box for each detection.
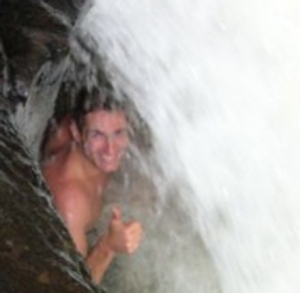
[100,162,120,173]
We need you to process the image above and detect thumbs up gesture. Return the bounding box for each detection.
[106,207,142,254]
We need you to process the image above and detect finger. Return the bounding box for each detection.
[127,227,142,240]
[128,226,142,239]
[111,207,122,221]
[128,241,139,253]
[125,221,142,231]
[127,231,142,247]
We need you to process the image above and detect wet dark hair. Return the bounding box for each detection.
[72,86,125,131]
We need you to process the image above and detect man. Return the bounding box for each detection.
[42,87,142,284]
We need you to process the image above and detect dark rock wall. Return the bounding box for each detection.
[0,0,82,108]
[0,1,101,292]
[0,105,97,292]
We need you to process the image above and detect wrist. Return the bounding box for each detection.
[102,233,116,255]
[86,234,116,284]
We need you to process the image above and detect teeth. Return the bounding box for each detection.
[102,156,116,161]
[98,153,121,163]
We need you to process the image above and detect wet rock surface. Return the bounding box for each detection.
[0,0,82,108]
[0,1,101,292]
[0,105,97,292]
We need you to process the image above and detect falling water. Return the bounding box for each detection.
[42,0,300,292]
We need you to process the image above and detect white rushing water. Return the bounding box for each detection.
[73,0,300,292]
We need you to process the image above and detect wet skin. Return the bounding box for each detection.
[76,110,129,173]
[42,110,142,284]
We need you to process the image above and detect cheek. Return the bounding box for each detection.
[84,139,104,153]
[116,136,129,150]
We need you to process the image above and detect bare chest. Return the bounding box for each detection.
[83,183,104,231]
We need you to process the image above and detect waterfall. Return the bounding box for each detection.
[71,0,300,293]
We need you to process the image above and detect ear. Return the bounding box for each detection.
[70,121,82,143]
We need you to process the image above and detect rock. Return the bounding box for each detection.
[0,1,102,292]
[0,104,98,292]
[0,0,83,108]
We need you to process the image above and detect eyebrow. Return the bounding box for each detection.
[87,128,128,135]
[87,129,105,135]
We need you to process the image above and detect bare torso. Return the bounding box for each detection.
[41,111,142,284]
[42,144,108,234]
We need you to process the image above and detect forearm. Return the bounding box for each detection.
[85,235,116,284]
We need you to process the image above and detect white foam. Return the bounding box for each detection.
[74,0,300,292]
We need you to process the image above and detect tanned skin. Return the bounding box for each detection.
[42,110,142,283]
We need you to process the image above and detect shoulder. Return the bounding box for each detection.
[53,180,89,217]
[54,180,87,206]
[42,147,82,194]
[42,150,70,186]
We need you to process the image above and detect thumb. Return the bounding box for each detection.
[111,207,122,221]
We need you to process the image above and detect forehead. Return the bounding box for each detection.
[83,110,127,130]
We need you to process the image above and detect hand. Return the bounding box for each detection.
[106,207,142,254]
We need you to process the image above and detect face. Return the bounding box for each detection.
[78,110,129,173]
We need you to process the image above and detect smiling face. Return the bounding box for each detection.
[77,110,129,173]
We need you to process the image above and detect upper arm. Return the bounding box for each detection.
[54,185,89,257]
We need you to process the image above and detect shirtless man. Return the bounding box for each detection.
[42,88,142,284]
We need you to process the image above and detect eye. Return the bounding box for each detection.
[115,129,127,137]
[88,130,104,138]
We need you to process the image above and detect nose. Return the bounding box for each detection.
[103,137,115,155]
